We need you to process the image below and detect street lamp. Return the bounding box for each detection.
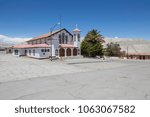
[50,22,60,61]
[127,46,128,59]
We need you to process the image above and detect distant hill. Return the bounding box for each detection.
[0,34,31,48]
[104,37,150,54]
[105,37,150,45]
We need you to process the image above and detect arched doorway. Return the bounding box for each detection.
[59,48,65,57]
[73,48,77,56]
[66,48,71,56]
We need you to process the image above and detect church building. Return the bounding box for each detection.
[12,27,81,59]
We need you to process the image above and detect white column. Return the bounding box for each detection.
[71,48,73,56]
[64,48,67,57]
[52,44,55,57]
[58,49,60,57]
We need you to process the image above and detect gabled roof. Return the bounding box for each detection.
[27,28,73,42]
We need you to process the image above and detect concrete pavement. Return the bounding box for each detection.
[0,53,150,100]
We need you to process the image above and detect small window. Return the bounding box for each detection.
[44,39,46,43]
[47,49,49,52]
[33,40,37,44]
[29,50,31,55]
[33,49,35,56]
[43,53,45,55]
[25,50,27,54]
[41,49,44,52]
[14,50,18,55]
[55,49,58,56]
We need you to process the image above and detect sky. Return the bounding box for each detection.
[0,0,150,40]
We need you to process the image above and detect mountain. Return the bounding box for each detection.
[104,37,150,45]
[104,37,150,54]
[0,34,32,47]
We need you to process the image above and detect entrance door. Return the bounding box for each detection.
[73,48,77,56]
[66,48,71,56]
[59,48,65,57]
[139,56,142,60]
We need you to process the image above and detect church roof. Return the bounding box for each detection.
[27,28,73,42]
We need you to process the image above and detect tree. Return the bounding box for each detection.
[105,42,121,57]
[81,29,104,57]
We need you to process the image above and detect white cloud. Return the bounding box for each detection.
[0,34,32,44]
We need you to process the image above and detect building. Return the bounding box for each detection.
[105,38,150,60]
[121,45,150,60]
[12,27,81,59]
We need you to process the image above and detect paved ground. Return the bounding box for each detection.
[0,52,150,100]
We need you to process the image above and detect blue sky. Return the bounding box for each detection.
[0,0,150,39]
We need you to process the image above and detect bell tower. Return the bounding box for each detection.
[73,24,81,48]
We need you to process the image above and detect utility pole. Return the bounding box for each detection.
[59,15,63,61]
[50,22,60,61]
[127,46,128,59]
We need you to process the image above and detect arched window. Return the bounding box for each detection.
[74,34,76,41]
[59,34,61,44]
[62,33,65,44]
[78,34,80,41]
[65,35,68,44]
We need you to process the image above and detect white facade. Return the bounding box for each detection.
[73,28,81,49]
[13,47,51,59]
[12,48,25,56]
[26,48,50,58]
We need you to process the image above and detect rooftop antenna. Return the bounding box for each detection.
[76,24,78,29]
[60,15,62,30]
